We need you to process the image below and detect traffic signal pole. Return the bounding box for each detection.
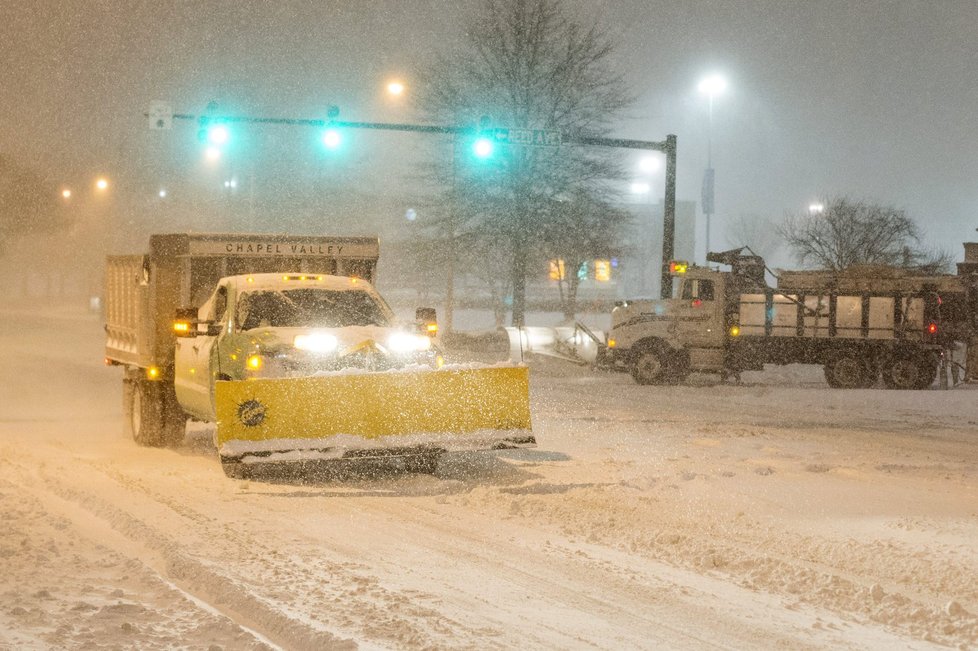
[566,133,677,300]
[159,111,679,302]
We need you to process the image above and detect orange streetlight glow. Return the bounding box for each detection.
[386,80,405,96]
[61,188,71,199]
[95,177,109,191]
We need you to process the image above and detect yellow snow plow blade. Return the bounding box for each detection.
[214,365,531,451]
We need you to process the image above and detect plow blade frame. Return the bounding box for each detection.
[214,366,531,454]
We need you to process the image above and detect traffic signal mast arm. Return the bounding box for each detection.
[154,109,677,300]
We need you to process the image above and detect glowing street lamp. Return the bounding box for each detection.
[205,146,221,162]
[386,80,405,96]
[638,156,661,174]
[95,177,109,191]
[158,189,167,199]
[61,188,71,199]
[809,202,825,215]
[630,181,651,195]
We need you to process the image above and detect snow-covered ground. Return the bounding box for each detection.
[1,303,977,649]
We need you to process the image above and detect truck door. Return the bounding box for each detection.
[674,276,726,348]
[174,284,228,420]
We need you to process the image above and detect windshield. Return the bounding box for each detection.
[236,288,391,330]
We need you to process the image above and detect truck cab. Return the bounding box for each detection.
[173,273,440,422]
[608,265,732,384]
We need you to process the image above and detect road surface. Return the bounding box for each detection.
[1,304,976,649]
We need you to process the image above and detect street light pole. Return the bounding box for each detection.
[698,74,726,263]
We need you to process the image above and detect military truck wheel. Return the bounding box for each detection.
[882,352,934,390]
[124,378,187,447]
[631,349,669,385]
[824,357,875,389]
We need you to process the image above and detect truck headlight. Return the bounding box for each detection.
[387,332,432,353]
[293,333,338,354]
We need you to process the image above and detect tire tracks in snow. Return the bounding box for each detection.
[62,454,488,649]
[4,451,355,651]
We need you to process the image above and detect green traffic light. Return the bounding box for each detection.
[322,128,342,149]
[207,124,230,146]
[473,137,494,159]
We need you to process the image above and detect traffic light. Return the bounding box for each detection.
[206,124,230,146]
[472,137,494,159]
[322,128,342,150]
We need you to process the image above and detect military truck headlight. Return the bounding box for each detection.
[293,333,338,354]
[387,332,432,353]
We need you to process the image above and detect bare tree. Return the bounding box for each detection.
[415,0,632,327]
[778,197,950,272]
[543,190,628,319]
[725,213,783,263]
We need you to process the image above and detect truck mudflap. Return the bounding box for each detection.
[214,365,534,467]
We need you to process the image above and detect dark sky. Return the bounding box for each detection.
[2,0,977,261]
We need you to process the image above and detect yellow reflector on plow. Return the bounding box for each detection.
[214,366,531,448]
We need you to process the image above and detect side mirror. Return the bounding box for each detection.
[416,307,438,336]
[173,307,198,338]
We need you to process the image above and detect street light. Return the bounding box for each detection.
[95,177,109,191]
[638,156,661,174]
[205,146,221,162]
[386,80,405,96]
[630,181,651,195]
[698,73,727,260]
[61,188,71,199]
[809,202,824,215]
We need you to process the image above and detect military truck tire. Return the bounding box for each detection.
[631,349,670,385]
[824,357,875,389]
[124,378,187,447]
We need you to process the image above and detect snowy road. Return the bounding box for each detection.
[2,305,977,649]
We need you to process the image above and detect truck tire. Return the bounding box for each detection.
[631,349,670,385]
[913,352,938,389]
[882,352,936,390]
[824,357,876,389]
[124,378,187,447]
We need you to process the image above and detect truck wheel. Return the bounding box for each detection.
[124,379,187,447]
[913,353,938,390]
[882,353,934,390]
[631,349,669,385]
[824,357,875,389]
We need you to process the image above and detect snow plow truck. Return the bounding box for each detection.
[105,233,533,477]
[511,245,978,390]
